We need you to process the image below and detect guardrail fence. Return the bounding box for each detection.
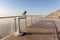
[0,15,59,40]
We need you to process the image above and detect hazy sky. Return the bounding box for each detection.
[0,0,60,16]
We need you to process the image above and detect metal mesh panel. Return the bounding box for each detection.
[0,18,15,38]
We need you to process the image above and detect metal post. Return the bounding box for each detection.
[25,16,27,28]
[35,16,36,24]
[14,18,17,32]
[37,16,38,22]
[31,16,32,25]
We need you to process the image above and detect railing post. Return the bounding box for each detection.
[25,16,27,28]
[14,18,17,32]
[31,15,32,25]
[35,16,36,24]
[37,16,38,22]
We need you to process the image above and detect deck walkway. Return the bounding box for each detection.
[1,20,58,40]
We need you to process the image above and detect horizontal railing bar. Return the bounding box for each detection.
[0,15,43,19]
[0,16,24,19]
[27,15,43,16]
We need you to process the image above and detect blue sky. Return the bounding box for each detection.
[0,0,60,16]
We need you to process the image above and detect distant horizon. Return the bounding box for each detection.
[0,0,60,16]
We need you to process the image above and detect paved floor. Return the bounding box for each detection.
[1,20,58,40]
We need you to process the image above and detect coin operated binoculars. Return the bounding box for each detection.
[22,11,27,19]
[15,11,27,36]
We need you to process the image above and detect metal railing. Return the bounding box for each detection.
[0,15,43,38]
[0,14,59,40]
[0,11,27,38]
